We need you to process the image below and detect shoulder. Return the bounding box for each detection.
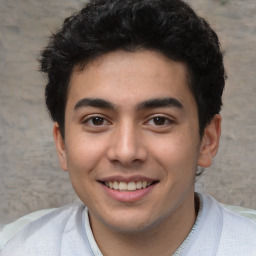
[218,203,256,253]
[200,194,256,255]
[0,203,86,255]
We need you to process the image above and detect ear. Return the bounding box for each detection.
[197,114,221,168]
[53,122,68,171]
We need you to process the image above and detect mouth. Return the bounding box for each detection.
[101,180,158,192]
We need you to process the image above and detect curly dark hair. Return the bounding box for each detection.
[40,0,226,138]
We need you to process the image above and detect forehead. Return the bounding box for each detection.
[67,50,195,110]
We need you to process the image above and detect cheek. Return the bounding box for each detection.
[65,134,108,175]
[149,131,199,173]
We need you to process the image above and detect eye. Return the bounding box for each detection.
[147,116,173,126]
[152,116,168,125]
[83,116,110,127]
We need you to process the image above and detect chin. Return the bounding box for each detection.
[100,210,165,234]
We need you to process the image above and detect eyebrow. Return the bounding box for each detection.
[74,97,183,111]
[136,97,183,110]
[74,98,116,110]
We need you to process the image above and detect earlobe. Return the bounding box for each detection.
[53,123,68,171]
[197,114,221,168]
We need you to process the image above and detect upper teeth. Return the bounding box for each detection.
[104,181,153,191]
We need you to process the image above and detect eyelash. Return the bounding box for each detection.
[146,116,174,126]
[81,115,175,132]
[82,115,111,127]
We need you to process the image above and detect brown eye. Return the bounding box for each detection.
[83,116,109,127]
[145,115,174,132]
[153,117,167,125]
[91,117,104,125]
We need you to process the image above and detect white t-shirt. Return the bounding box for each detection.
[1,193,256,255]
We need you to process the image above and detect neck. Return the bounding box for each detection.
[89,192,198,256]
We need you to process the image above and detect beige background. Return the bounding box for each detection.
[0,0,255,225]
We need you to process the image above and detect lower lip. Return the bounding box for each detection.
[100,183,156,202]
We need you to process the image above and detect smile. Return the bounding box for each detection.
[104,181,155,191]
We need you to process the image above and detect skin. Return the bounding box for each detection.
[54,50,221,255]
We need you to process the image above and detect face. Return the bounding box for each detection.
[54,50,220,234]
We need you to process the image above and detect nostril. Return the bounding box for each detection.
[105,129,148,165]
[106,149,147,166]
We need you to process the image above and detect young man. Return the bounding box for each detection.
[1,0,256,255]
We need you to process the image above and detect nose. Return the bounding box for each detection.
[106,121,147,166]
